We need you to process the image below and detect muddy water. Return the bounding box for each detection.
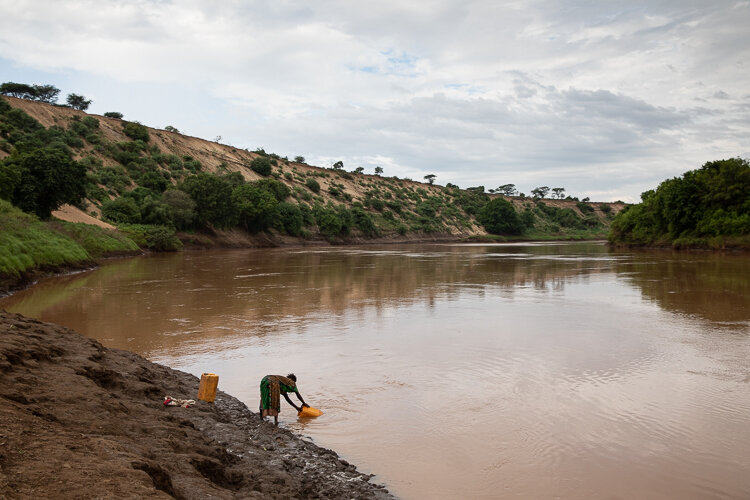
[3,242,750,499]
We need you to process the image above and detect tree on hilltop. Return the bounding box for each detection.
[31,85,60,103]
[0,82,35,99]
[424,174,436,185]
[496,183,517,196]
[0,82,60,103]
[66,93,92,111]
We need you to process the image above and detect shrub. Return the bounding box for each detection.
[254,178,290,201]
[104,112,123,119]
[276,202,304,236]
[250,156,272,176]
[576,201,595,214]
[122,121,150,142]
[101,196,141,224]
[119,224,182,251]
[351,206,378,236]
[478,197,524,235]
[161,189,195,230]
[231,183,278,232]
[82,116,99,130]
[179,173,235,228]
[305,178,321,193]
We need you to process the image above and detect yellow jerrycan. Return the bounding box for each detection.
[298,406,323,418]
[197,373,219,403]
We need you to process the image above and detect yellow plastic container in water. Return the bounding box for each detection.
[197,373,219,403]
[298,406,323,418]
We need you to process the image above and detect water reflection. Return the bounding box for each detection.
[614,250,750,327]
[2,242,750,499]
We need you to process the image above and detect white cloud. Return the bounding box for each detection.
[0,0,748,201]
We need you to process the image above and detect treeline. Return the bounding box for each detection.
[609,158,750,247]
[1,81,92,110]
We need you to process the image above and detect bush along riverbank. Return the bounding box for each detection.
[0,311,393,499]
[609,158,750,250]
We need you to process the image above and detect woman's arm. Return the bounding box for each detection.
[295,391,308,408]
[283,392,301,412]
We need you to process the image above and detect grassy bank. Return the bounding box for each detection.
[0,200,140,291]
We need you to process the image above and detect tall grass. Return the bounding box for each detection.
[54,221,139,258]
[0,200,91,279]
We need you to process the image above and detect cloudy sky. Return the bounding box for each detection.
[1,0,748,201]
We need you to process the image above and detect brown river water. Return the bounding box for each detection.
[2,242,750,499]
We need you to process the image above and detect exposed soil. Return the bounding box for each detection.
[0,311,393,499]
[51,204,115,230]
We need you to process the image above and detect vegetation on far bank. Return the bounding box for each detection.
[0,94,619,241]
[609,158,750,249]
[0,200,139,288]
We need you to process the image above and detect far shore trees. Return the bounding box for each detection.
[610,157,750,246]
[478,197,524,235]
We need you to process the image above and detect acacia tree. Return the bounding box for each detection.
[0,82,35,99]
[31,84,60,103]
[66,93,92,111]
[552,187,566,199]
[424,174,436,185]
[374,166,383,175]
[332,161,344,170]
[531,186,550,199]
[0,82,60,103]
[496,183,517,196]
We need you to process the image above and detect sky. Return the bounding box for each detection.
[1,0,749,202]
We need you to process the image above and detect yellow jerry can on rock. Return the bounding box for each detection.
[197,373,219,403]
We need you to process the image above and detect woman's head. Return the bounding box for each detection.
[287,373,297,382]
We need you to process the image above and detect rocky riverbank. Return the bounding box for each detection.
[0,311,393,499]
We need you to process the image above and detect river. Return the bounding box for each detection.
[2,242,749,499]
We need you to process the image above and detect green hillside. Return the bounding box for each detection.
[0,96,621,246]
